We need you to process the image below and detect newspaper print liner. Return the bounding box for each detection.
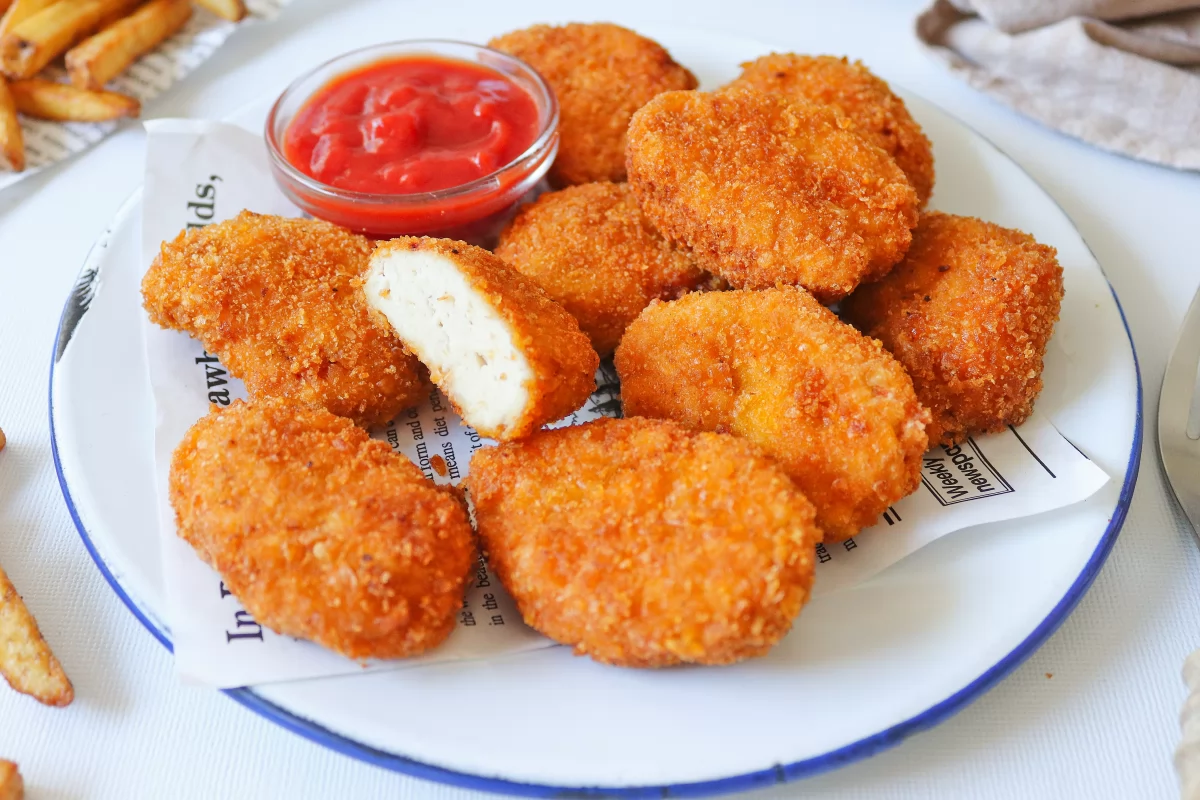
[137,120,1112,688]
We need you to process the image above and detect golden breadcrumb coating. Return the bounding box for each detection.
[466,417,819,667]
[170,398,474,660]
[494,182,707,355]
[841,212,1063,446]
[626,90,919,303]
[141,211,427,428]
[615,287,929,540]
[489,23,697,186]
[373,237,598,440]
[727,54,935,205]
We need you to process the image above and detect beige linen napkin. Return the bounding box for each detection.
[916,0,1200,169]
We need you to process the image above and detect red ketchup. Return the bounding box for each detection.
[283,56,540,194]
[273,53,553,243]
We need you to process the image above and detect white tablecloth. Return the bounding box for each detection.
[1,1,1196,797]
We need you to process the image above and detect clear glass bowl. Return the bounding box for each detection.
[265,40,559,245]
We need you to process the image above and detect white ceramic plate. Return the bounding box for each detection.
[49,28,1141,797]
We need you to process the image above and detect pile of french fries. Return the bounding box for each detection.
[0,0,249,172]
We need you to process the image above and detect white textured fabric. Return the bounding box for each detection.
[1177,650,1200,799]
[1,1,1198,798]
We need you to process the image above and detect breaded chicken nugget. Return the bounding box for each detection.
[466,417,819,667]
[626,90,919,303]
[170,398,474,660]
[489,23,697,186]
[494,182,707,355]
[841,212,1063,446]
[615,287,929,540]
[142,211,427,428]
[365,237,598,441]
[727,54,935,206]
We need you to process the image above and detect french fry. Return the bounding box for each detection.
[0,77,20,172]
[10,77,138,120]
[0,0,55,40]
[0,564,73,707]
[0,0,143,79]
[66,0,190,90]
[0,760,22,800]
[193,0,244,22]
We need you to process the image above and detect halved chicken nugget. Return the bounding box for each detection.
[494,182,707,356]
[726,54,935,205]
[626,90,919,302]
[615,286,930,541]
[170,398,474,660]
[142,211,428,428]
[466,417,819,667]
[365,237,598,441]
[489,22,697,186]
[841,212,1063,445]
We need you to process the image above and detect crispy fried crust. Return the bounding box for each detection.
[494,182,707,356]
[841,212,1063,445]
[170,398,475,660]
[141,211,428,428]
[466,417,819,667]
[727,54,935,205]
[615,286,929,540]
[376,237,598,440]
[626,90,919,302]
[489,22,697,186]
[0,566,73,707]
[0,760,21,800]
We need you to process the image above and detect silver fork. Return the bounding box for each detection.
[1159,283,1200,799]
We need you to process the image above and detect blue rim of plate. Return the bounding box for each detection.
[48,140,1143,798]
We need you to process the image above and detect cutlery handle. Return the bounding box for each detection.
[1177,650,1200,798]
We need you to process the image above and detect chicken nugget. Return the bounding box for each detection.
[615,286,929,540]
[142,211,427,428]
[727,54,935,205]
[841,212,1063,446]
[170,398,474,660]
[466,417,819,667]
[626,90,919,303]
[365,237,598,441]
[494,182,707,356]
[489,23,697,186]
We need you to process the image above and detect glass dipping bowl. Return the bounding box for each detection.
[265,40,559,245]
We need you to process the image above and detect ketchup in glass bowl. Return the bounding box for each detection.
[265,41,559,244]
